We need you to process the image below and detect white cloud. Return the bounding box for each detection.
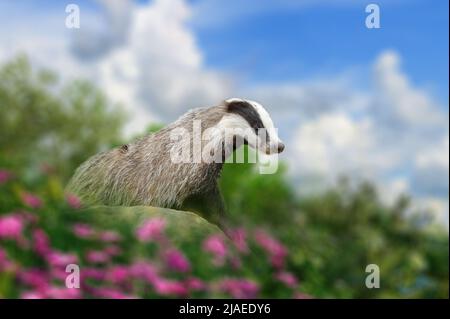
[0,1,447,226]
[293,112,376,178]
[244,51,448,226]
[412,134,449,198]
[70,0,133,59]
[0,0,231,135]
[373,50,446,129]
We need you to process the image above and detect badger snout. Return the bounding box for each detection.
[277,142,285,153]
[265,142,285,154]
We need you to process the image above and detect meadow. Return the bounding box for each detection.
[0,56,448,298]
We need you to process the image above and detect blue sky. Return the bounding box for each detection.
[190,0,449,105]
[0,0,448,225]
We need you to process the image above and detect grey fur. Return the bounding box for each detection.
[66,104,232,226]
[66,100,281,230]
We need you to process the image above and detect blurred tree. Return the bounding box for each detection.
[0,56,447,298]
[0,55,125,180]
[220,161,449,298]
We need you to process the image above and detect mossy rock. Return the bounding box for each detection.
[77,205,224,244]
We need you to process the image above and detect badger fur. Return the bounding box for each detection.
[66,98,284,230]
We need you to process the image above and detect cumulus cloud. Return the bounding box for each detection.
[0,1,447,225]
[412,134,449,197]
[244,51,448,225]
[86,0,231,126]
[0,0,231,134]
[293,113,376,178]
[71,0,133,59]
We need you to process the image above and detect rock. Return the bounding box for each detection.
[78,205,224,243]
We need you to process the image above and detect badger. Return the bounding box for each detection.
[66,98,284,231]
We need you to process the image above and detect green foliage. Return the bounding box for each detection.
[0,55,126,180]
[0,56,448,298]
[219,164,449,298]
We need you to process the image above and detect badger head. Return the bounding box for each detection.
[221,98,285,155]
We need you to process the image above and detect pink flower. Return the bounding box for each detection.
[107,266,129,284]
[0,169,13,184]
[21,291,45,299]
[32,229,51,256]
[50,267,69,281]
[254,230,287,269]
[136,217,166,242]
[18,269,49,290]
[104,245,122,257]
[203,234,228,265]
[0,247,14,271]
[230,228,249,253]
[86,250,110,264]
[66,194,82,209]
[153,278,188,296]
[81,267,105,281]
[46,286,81,299]
[129,261,158,284]
[92,287,136,299]
[0,214,24,241]
[47,251,78,267]
[164,249,190,273]
[72,223,94,238]
[275,271,298,288]
[99,230,121,242]
[219,278,259,299]
[21,193,43,209]
[185,277,206,291]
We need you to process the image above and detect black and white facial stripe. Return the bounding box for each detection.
[226,99,266,137]
[224,98,285,154]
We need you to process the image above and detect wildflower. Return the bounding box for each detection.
[92,287,136,299]
[0,247,14,271]
[32,229,51,257]
[203,234,227,266]
[21,192,43,209]
[72,223,95,238]
[129,261,158,284]
[107,266,129,284]
[164,249,190,273]
[0,169,13,184]
[47,251,78,267]
[0,214,24,242]
[46,286,81,299]
[219,278,259,299]
[81,267,105,281]
[18,269,49,290]
[86,250,110,264]
[185,277,206,291]
[21,291,45,299]
[275,271,298,288]
[230,228,249,253]
[66,194,82,209]
[50,266,69,281]
[0,214,23,238]
[136,217,166,242]
[254,230,287,269]
[153,278,188,296]
[99,230,121,242]
[103,245,122,257]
